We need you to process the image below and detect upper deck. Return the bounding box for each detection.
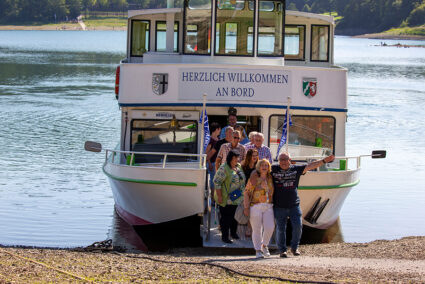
[124,0,335,67]
[117,1,345,111]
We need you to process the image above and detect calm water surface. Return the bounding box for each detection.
[0,31,424,247]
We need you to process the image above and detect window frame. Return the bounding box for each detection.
[284,24,306,61]
[183,0,213,56]
[267,114,336,155]
[256,0,285,57]
[214,0,255,57]
[130,118,199,153]
[130,19,151,57]
[310,24,330,62]
[155,21,180,52]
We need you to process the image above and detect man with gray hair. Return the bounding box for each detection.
[245,132,272,163]
[247,131,258,145]
[272,152,335,258]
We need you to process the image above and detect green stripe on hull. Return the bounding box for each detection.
[103,168,198,187]
[299,180,360,190]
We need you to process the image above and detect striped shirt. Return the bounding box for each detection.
[216,143,246,166]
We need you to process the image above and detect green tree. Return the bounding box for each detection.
[66,0,82,19]
[82,0,97,10]
[407,1,425,26]
[287,3,298,11]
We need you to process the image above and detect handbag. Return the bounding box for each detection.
[228,189,242,201]
[234,202,249,225]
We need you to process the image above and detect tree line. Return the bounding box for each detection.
[1,0,424,35]
[287,0,425,34]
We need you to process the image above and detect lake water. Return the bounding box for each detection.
[0,31,424,247]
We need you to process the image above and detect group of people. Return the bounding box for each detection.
[206,109,334,259]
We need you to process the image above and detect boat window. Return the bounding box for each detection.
[131,20,150,57]
[284,25,305,61]
[155,21,179,52]
[311,25,329,62]
[184,0,212,54]
[130,119,198,163]
[269,115,335,158]
[215,0,254,56]
[257,0,284,56]
[248,1,275,11]
[208,114,262,142]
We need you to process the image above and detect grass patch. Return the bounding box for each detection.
[383,25,425,36]
[82,15,127,29]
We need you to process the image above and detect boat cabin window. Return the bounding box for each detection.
[130,119,198,163]
[215,0,254,56]
[311,25,329,62]
[155,21,179,52]
[184,0,285,57]
[284,25,305,61]
[184,0,212,54]
[257,0,284,56]
[269,115,335,158]
[131,20,150,56]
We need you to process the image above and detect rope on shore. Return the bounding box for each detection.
[0,247,96,283]
[114,252,335,284]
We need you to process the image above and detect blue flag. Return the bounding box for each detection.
[276,111,292,160]
[199,109,210,153]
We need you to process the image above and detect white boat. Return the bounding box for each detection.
[86,0,385,247]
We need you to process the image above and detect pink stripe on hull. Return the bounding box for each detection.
[115,204,153,226]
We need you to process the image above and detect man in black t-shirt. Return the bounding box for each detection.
[272,152,334,257]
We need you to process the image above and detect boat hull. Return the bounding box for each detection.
[299,169,360,229]
[104,161,205,226]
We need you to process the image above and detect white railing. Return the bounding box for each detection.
[104,149,207,169]
[290,155,364,171]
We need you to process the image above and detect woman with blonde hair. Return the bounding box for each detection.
[243,159,274,258]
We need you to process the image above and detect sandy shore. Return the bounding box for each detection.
[0,236,424,283]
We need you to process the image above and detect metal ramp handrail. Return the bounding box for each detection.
[104,148,207,169]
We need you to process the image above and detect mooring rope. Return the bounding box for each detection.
[113,251,335,284]
[1,240,336,284]
[0,247,96,283]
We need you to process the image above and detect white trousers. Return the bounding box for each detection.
[249,203,275,251]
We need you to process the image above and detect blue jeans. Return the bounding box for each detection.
[274,206,303,253]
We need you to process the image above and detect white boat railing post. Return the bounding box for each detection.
[130,152,134,165]
[163,154,168,168]
[199,93,207,169]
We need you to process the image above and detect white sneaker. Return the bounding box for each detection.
[255,251,264,259]
[261,245,270,257]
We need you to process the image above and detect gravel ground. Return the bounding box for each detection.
[0,236,424,283]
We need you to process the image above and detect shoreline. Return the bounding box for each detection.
[1,236,424,283]
[353,32,425,41]
[1,24,424,41]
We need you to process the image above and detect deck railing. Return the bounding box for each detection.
[290,155,364,171]
[104,149,207,169]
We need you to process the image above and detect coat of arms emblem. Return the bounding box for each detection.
[152,73,168,95]
[303,78,317,97]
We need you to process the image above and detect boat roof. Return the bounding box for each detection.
[128,8,334,25]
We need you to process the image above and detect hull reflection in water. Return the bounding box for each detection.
[108,209,148,252]
[109,206,343,252]
[301,218,344,244]
[109,209,203,252]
